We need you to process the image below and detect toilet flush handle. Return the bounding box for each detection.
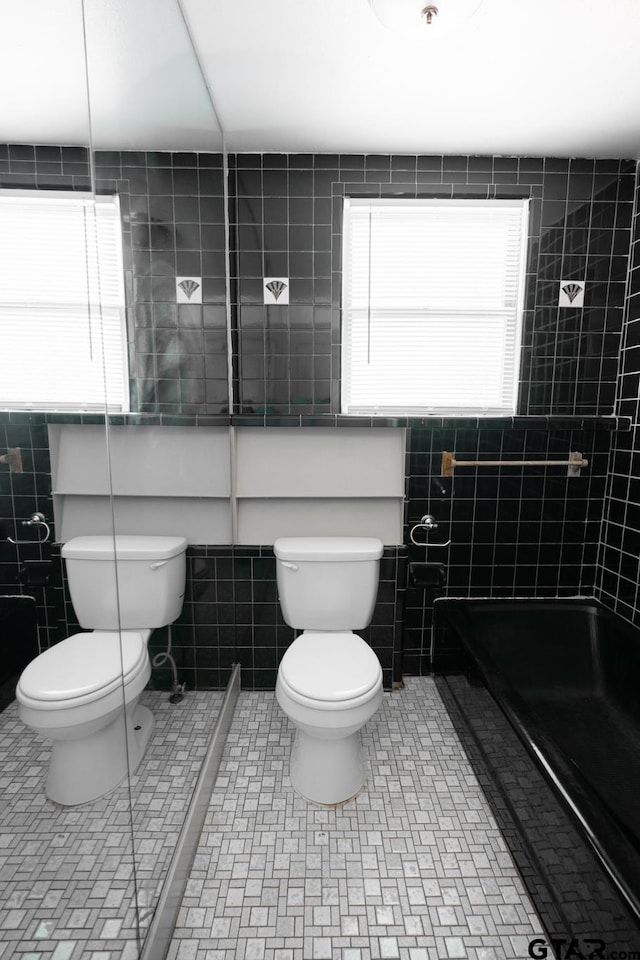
[280,561,299,572]
[150,560,168,571]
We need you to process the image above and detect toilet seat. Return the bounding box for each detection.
[16,631,148,710]
[279,631,382,704]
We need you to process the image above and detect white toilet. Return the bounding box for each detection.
[274,536,384,805]
[16,534,187,806]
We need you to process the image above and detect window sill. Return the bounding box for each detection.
[0,411,630,432]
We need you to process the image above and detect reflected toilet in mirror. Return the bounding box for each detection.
[274,537,384,806]
[16,535,187,806]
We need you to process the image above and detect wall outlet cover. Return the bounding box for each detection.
[176,277,202,303]
[264,277,289,304]
[559,279,585,308]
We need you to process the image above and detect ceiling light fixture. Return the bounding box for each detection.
[368,0,485,38]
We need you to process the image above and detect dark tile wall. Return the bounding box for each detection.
[0,143,91,189]
[93,150,228,415]
[220,150,634,671]
[0,419,60,653]
[229,153,635,417]
[2,146,637,689]
[0,144,229,417]
[3,147,633,425]
[405,424,614,671]
[2,147,633,424]
[599,162,640,625]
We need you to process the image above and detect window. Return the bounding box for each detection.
[341,198,529,416]
[0,191,129,411]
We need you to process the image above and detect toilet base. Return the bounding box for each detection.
[289,729,366,806]
[46,703,154,806]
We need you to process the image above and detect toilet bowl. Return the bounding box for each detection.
[276,631,383,805]
[16,534,187,806]
[17,629,153,806]
[273,537,385,806]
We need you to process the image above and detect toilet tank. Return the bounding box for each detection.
[61,535,187,630]
[273,537,383,630]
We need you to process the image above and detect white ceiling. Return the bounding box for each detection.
[0,0,222,151]
[3,0,640,159]
[187,0,640,157]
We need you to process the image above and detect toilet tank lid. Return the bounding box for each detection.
[62,535,188,560]
[273,537,383,562]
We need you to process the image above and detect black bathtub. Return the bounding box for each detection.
[437,599,640,950]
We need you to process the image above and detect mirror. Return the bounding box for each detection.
[0,1,142,957]
[81,0,229,952]
[0,0,229,955]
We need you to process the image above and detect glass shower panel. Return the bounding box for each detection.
[82,0,229,949]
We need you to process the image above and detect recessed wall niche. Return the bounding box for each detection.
[48,424,406,546]
[49,424,232,544]
[234,427,406,545]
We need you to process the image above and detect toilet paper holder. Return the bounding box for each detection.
[6,512,51,544]
[409,514,451,548]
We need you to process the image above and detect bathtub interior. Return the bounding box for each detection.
[442,600,640,843]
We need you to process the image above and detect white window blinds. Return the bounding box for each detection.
[341,198,529,416]
[0,191,129,412]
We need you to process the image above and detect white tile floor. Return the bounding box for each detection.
[167,677,545,960]
[0,689,224,960]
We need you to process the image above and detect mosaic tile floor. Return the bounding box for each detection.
[0,689,224,960]
[168,677,545,960]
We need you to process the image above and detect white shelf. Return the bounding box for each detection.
[49,424,230,496]
[236,498,404,545]
[55,495,232,545]
[235,427,405,498]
